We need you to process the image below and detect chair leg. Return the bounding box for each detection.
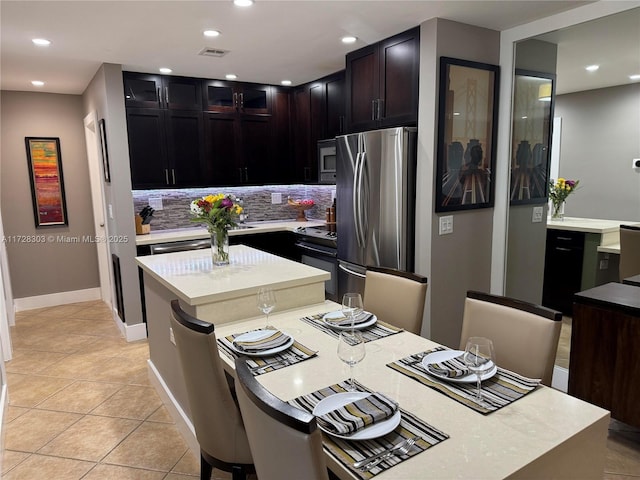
[231,465,246,480]
[200,453,213,480]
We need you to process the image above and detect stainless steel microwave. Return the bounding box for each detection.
[318,139,336,184]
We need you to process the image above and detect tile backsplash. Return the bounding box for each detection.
[132,185,336,231]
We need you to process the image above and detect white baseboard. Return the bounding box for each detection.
[552,365,568,392]
[147,359,199,456]
[14,287,101,312]
[0,382,7,463]
[111,306,147,342]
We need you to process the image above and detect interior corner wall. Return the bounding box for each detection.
[423,18,500,348]
[0,91,99,298]
[83,63,142,327]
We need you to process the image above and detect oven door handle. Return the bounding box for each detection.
[338,263,367,278]
[296,243,337,258]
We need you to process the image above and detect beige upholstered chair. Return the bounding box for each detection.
[619,224,640,282]
[235,357,329,480]
[363,266,428,334]
[459,291,562,386]
[169,300,254,480]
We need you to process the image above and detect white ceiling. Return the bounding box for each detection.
[1,0,598,95]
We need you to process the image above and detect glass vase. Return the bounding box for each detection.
[210,228,230,266]
[551,201,565,220]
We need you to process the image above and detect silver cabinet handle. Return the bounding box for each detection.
[239,92,244,109]
[233,92,238,109]
[371,100,377,120]
[157,87,162,104]
[165,86,169,104]
[377,98,384,119]
[171,169,176,184]
[244,167,248,182]
[165,169,169,185]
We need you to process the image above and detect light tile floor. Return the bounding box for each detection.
[2,301,640,478]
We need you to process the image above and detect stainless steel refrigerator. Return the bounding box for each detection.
[336,126,417,299]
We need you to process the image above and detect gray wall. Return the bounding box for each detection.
[0,91,99,298]
[83,63,143,327]
[555,83,640,222]
[418,18,500,348]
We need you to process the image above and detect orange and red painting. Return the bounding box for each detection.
[25,137,68,226]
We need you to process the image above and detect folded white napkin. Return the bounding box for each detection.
[324,311,373,327]
[233,330,290,353]
[426,355,469,378]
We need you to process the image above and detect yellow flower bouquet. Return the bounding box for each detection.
[549,178,579,219]
[190,194,243,265]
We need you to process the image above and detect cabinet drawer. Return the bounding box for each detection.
[547,229,585,249]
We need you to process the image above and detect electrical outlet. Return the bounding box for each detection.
[532,206,543,223]
[271,193,282,204]
[149,196,163,210]
[169,327,176,345]
[439,215,453,235]
[599,259,609,270]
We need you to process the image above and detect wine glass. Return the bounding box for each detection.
[463,337,495,402]
[256,287,276,329]
[337,330,366,391]
[341,293,363,328]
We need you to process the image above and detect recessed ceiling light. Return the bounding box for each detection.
[585,65,600,72]
[159,67,172,74]
[203,30,220,37]
[31,80,45,87]
[226,74,238,80]
[629,74,640,81]
[32,38,51,46]
[281,80,292,86]
[342,36,357,44]
[234,0,254,6]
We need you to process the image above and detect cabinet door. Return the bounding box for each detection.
[345,44,379,133]
[542,230,585,314]
[203,113,241,185]
[123,73,162,109]
[163,76,202,111]
[272,88,292,183]
[379,28,419,127]
[165,110,205,186]
[126,108,168,188]
[203,80,237,113]
[325,71,346,139]
[239,115,272,184]
[239,84,272,115]
[292,87,312,182]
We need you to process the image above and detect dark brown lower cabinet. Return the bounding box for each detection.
[569,282,640,427]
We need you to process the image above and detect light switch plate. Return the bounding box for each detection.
[532,206,543,223]
[271,193,282,204]
[439,215,453,235]
[108,204,113,219]
[149,197,163,210]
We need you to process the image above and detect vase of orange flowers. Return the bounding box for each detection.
[190,194,243,265]
[549,178,579,220]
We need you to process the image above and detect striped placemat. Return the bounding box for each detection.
[217,331,317,376]
[387,348,540,414]
[300,312,403,342]
[289,381,448,478]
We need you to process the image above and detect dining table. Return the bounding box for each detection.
[215,300,610,480]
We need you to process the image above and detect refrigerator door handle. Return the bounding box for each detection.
[338,263,367,278]
[359,149,369,245]
[352,151,363,248]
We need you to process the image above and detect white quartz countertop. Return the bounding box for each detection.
[135,244,330,306]
[547,217,638,234]
[135,219,324,246]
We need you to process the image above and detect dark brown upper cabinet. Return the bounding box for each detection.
[123,72,202,110]
[202,80,272,115]
[345,27,419,133]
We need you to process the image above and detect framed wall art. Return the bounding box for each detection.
[25,137,68,227]
[509,69,556,205]
[435,56,500,212]
[99,118,111,183]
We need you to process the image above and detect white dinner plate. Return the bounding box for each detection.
[321,311,377,330]
[312,392,401,440]
[230,329,294,357]
[421,349,497,384]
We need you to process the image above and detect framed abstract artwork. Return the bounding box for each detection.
[25,137,68,227]
[509,69,556,205]
[435,57,500,212]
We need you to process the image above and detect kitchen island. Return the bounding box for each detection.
[135,244,330,448]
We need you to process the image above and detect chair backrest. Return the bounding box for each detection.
[619,224,640,281]
[169,300,253,467]
[234,358,329,480]
[459,291,562,386]
[363,266,428,334]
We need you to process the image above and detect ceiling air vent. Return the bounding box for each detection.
[198,47,229,57]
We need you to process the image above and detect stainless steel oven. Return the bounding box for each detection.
[294,226,338,302]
